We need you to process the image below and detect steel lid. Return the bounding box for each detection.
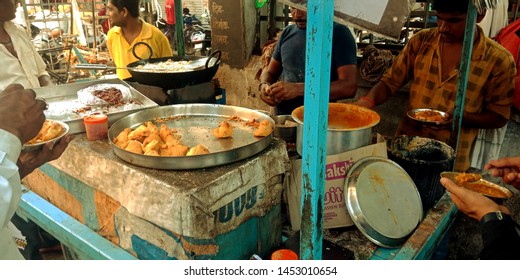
[345,157,423,248]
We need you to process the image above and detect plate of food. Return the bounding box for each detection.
[22,120,69,152]
[407,108,448,123]
[440,171,513,199]
[76,83,133,106]
[108,104,274,170]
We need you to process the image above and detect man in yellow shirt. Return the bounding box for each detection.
[106,0,172,80]
[356,0,515,172]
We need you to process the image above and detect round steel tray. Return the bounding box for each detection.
[345,157,423,248]
[108,104,274,170]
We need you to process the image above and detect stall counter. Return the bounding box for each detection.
[21,135,290,260]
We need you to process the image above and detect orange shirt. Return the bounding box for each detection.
[381,26,515,171]
[107,20,172,80]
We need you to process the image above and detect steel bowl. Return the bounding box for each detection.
[23,120,69,152]
[273,115,297,142]
[291,103,380,155]
[407,108,448,124]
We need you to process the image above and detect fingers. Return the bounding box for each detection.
[503,172,520,190]
[487,157,520,169]
[440,177,460,194]
[50,135,72,159]
[42,135,72,161]
[261,94,279,106]
[440,177,502,220]
[35,97,49,110]
[0,85,45,143]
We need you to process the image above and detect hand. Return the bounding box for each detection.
[269,81,301,102]
[0,84,46,144]
[259,83,280,106]
[353,98,373,109]
[440,177,510,221]
[485,157,520,190]
[17,135,73,179]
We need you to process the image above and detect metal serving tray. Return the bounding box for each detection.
[108,104,274,170]
[33,79,159,134]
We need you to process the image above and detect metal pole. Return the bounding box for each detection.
[175,0,184,55]
[91,0,98,60]
[449,2,477,163]
[300,0,334,260]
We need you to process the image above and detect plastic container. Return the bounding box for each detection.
[386,136,455,211]
[84,114,108,140]
[271,249,298,260]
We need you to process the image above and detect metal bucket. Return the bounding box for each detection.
[387,136,455,211]
[291,103,380,155]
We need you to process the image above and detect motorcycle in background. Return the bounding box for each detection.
[156,13,212,56]
[190,24,212,56]
[183,13,212,56]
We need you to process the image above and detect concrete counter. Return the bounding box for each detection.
[21,135,290,259]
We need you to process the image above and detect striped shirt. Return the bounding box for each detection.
[381,26,515,171]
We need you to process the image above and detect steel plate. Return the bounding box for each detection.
[108,104,274,170]
[407,108,448,124]
[440,172,513,199]
[345,157,423,248]
[22,120,69,152]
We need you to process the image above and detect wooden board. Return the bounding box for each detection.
[278,0,414,40]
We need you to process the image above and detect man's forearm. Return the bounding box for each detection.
[367,81,392,106]
[462,110,509,129]
[329,79,357,100]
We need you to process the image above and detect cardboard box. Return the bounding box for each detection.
[284,135,387,230]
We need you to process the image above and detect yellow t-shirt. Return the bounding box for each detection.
[107,19,172,80]
[380,26,516,171]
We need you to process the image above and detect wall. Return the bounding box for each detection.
[209,0,257,68]
[214,55,274,113]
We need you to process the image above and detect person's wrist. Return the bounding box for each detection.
[358,96,375,109]
[479,211,511,226]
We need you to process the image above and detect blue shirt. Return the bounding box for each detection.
[272,23,357,115]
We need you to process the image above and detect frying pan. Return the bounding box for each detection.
[126,42,221,89]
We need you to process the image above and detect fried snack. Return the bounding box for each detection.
[142,129,162,147]
[27,120,64,144]
[463,181,512,198]
[114,128,131,149]
[160,144,189,156]
[159,124,172,143]
[212,121,234,138]
[144,139,162,154]
[125,140,143,154]
[128,124,150,142]
[455,172,482,184]
[253,120,273,137]
[187,144,210,156]
[144,149,160,156]
[164,134,182,146]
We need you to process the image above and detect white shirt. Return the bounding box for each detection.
[0,129,23,260]
[0,21,48,91]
